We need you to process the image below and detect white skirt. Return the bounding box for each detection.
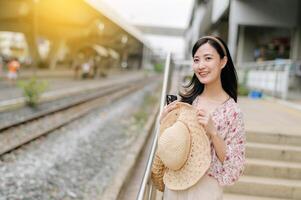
[163,175,223,200]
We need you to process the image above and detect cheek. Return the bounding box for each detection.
[210,62,222,73]
[192,65,198,72]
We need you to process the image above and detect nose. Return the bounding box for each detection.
[195,60,206,71]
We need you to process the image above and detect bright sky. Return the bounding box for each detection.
[102,0,194,58]
[102,0,194,28]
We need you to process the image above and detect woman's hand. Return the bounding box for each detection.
[159,100,179,123]
[196,109,217,139]
[197,108,227,163]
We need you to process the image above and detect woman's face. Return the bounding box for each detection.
[192,43,227,85]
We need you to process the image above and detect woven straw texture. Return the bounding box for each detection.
[163,103,211,190]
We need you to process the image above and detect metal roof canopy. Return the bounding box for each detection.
[0,0,151,54]
[85,0,151,49]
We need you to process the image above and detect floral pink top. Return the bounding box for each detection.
[192,97,246,186]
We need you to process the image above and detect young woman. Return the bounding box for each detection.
[160,36,246,199]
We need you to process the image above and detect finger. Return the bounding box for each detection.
[198,116,206,121]
[197,110,206,116]
[198,109,209,116]
[167,104,176,110]
[198,116,209,124]
[197,117,206,124]
[165,105,176,114]
[198,121,206,127]
[168,102,179,110]
[168,101,179,108]
[170,100,179,105]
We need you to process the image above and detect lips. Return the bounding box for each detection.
[198,72,209,77]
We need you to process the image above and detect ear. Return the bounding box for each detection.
[220,56,228,69]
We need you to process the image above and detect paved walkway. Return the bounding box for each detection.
[238,97,301,136]
[0,69,143,102]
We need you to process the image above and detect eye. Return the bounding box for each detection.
[205,57,212,61]
[193,58,199,63]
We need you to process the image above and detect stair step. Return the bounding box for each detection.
[244,158,301,179]
[224,193,289,200]
[246,132,301,146]
[224,176,301,199]
[246,142,301,162]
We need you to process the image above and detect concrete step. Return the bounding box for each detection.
[224,193,289,200]
[246,132,301,146]
[244,158,301,180]
[224,176,301,199]
[246,142,301,162]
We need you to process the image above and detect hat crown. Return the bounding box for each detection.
[157,121,191,171]
[154,102,211,191]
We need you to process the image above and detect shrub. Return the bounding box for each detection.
[154,63,164,73]
[17,77,48,107]
[238,84,249,96]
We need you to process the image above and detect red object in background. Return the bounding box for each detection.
[8,60,20,73]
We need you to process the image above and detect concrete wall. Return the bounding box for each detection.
[290,1,301,60]
[184,1,214,59]
[199,0,214,36]
[192,6,205,44]
[186,0,301,62]
[210,20,228,42]
[229,0,299,58]
[231,0,298,27]
[236,26,257,63]
[184,28,193,58]
[211,0,230,23]
[185,5,208,58]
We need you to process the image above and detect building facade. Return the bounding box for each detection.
[185,0,301,63]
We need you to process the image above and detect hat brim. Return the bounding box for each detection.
[159,102,211,190]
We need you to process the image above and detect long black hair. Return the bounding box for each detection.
[180,36,238,104]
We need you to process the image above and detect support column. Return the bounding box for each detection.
[228,0,239,61]
[24,31,40,70]
[290,28,301,60]
[228,22,239,61]
[142,45,152,70]
[236,26,245,63]
[46,39,65,70]
[121,50,128,69]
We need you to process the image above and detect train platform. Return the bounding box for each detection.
[239,97,301,136]
[113,68,301,199]
[0,69,148,111]
[1,67,300,199]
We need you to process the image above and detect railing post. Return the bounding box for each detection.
[282,62,290,99]
[274,65,279,98]
[239,59,292,99]
[136,52,172,200]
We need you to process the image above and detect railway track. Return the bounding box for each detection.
[0,75,144,131]
[0,76,158,157]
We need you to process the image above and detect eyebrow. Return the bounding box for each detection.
[193,53,213,58]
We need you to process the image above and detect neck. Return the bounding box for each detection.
[202,78,227,100]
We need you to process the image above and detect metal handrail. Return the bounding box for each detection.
[136,52,172,200]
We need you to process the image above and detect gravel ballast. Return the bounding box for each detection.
[0,82,159,200]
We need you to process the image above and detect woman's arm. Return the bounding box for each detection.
[210,131,227,163]
[197,109,227,163]
[204,109,246,186]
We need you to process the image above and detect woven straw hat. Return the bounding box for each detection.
[156,102,211,191]
[157,120,191,170]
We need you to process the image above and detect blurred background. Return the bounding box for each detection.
[0,0,300,200]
